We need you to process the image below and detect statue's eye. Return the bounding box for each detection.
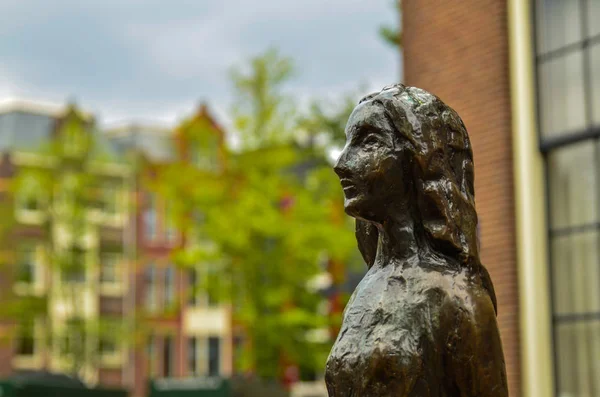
[364,134,379,145]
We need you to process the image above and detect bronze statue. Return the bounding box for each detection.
[325,84,508,396]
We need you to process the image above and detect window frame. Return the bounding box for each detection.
[533,1,600,395]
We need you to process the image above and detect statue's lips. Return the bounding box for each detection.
[340,179,357,195]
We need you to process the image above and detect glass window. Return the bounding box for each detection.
[164,266,175,308]
[98,183,119,216]
[16,321,35,356]
[145,264,158,312]
[188,337,197,375]
[62,247,86,283]
[588,1,600,38]
[16,247,36,284]
[144,193,158,240]
[162,336,174,378]
[554,321,600,396]
[547,142,597,229]
[538,51,586,138]
[188,269,199,306]
[551,231,600,316]
[536,0,581,54]
[16,174,46,215]
[591,43,600,126]
[165,201,178,243]
[147,334,157,377]
[100,252,122,285]
[208,336,220,377]
[99,337,117,356]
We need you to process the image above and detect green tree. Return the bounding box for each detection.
[379,1,402,48]
[157,49,356,380]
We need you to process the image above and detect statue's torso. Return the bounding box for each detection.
[325,261,505,397]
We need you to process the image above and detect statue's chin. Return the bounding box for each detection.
[344,196,372,221]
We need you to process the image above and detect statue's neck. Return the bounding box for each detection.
[374,210,420,266]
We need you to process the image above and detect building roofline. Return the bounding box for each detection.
[0,98,93,120]
[104,122,172,137]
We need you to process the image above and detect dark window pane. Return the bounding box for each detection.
[548,142,596,229]
[147,335,157,377]
[164,266,175,307]
[188,337,197,375]
[208,337,220,377]
[555,321,600,396]
[538,51,586,138]
[163,336,173,377]
[551,231,600,315]
[17,248,35,284]
[188,269,198,306]
[16,323,35,356]
[99,338,116,354]
[145,264,157,312]
[536,0,582,54]
[591,43,600,127]
[62,248,86,283]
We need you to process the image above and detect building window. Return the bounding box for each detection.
[100,252,122,286]
[91,182,120,217]
[187,337,198,376]
[165,201,178,243]
[535,1,600,395]
[15,321,35,357]
[188,269,199,306]
[61,317,86,360]
[187,266,217,307]
[102,183,120,217]
[62,247,86,283]
[15,174,47,223]
[164,266,175,308]
[145,264,158,313]
[144,192,158,241]
[162,336,174,378]
[191,136,219,172]
[16,247,36,285]
[99,338,116,356]
[187,337,219,377]
[147,334,157,377]
[208,336,220,377]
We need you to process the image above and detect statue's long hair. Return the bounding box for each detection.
[354,84,498,313]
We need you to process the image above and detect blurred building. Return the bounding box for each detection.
[105,105,232,397]
[0,101,232,397]
[0,101,130,386]
[403,1,598,397]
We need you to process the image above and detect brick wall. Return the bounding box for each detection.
[402,1,520,396]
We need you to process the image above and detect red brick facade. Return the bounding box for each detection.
[403,2,520,396]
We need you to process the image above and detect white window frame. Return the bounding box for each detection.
[12,318,44,370]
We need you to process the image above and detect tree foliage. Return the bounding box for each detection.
[379,1,402,48]
[158,49,357,379]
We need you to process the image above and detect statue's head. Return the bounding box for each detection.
[334,84,480,271]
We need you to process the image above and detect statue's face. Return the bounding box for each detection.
[334,101,404,222]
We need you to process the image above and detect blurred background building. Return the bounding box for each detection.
[403,1,599,397]
[0,102,233,397]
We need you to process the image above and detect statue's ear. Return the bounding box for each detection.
[356,219,379,269]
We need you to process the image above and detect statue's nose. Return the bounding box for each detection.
[333,151,351,178]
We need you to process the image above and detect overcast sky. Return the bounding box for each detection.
[0,1,401,128]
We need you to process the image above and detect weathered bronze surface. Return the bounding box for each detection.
[326,84,508,396]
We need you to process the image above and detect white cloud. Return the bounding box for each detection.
[0,0,400,128]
